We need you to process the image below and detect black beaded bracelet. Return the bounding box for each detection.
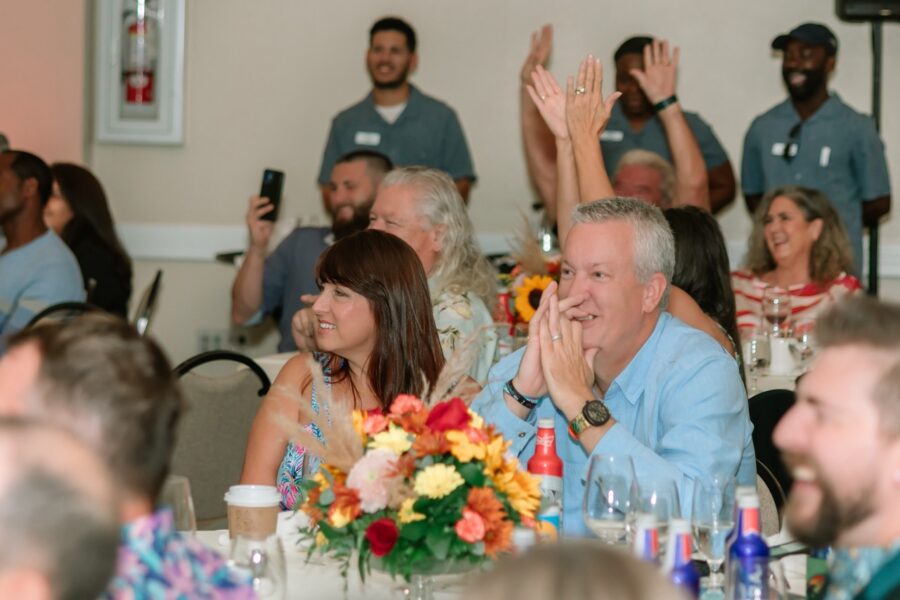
[504,379,538,410]
[653,94,678,113]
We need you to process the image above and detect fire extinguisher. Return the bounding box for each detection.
[123,9,157,106]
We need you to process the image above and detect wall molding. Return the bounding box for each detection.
[119,222,900,279]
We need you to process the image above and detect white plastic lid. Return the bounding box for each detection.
[668,518,690,534]
[737,493,760,508]
[223,484,282,507]
[537,418,554,428]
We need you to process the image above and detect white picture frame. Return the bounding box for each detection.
[94,0,185,145]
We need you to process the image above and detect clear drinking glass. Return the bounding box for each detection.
[691,475,736,592]
[229,534,286,599]
[745,335,770,394]
[792,318,816,368]
[726,556,787,600]
[582,454,639,545]
[159,475,197,534]
[762,288,791,338]
[636,477,681,548]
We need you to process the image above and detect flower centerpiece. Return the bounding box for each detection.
[291,391,541,585]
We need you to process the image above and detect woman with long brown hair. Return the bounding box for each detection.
[240,229,445,508]
[45,163,132,316]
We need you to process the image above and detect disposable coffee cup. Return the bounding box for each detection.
[224,485,281,540]
[768,337,796,375]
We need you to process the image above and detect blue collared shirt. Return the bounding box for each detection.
[472,312,756,537]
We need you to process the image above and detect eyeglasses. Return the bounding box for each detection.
[782,122,802,162]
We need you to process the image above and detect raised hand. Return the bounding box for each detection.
[566,55,622,142]
[629,39,679,105]
[526,65,569,140]
[538,293,597,418]
[245,195,275,251]
[520,24,553,86]
[290,294,320,352]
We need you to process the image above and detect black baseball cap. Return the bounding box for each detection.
[772,23,838,55]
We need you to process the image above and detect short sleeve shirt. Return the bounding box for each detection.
[317,85,476,184]
[261,227,331,352]
[0,230,84,352]
[741,94,891,275]
[600,103,731,174]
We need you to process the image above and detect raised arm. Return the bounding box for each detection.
[630,40,710,211]
[231,195,275,324]
[561,56,620,247]
[520,25,558,218]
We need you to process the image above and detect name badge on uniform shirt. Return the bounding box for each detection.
[354,131,381,146]
[600,130,624,142]
[819,146,831,167]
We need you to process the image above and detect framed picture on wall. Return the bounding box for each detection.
[94,0,185,145]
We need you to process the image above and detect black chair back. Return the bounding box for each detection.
[25,301,101,329]
[748,389,795,509]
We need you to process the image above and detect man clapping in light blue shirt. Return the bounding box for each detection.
[472,198,756,537]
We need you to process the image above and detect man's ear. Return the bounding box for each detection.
[409,52,419,74]
[20,176,39,202]
[825,55,836,76]
[641,273,667,313]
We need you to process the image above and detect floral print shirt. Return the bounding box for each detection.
[105,508,254,599]
[433,290,496,384]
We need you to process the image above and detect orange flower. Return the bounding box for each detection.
[483,519,514,558]
[391,410,429,435]
[466,487,507,532]
[412,429,450,457]
[327,481,361,528]
[388,453,417,480]
[390,394,425,415]
[301,485,324,525]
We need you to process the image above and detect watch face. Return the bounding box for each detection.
[583,400,611,426]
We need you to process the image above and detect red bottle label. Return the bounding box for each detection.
[528,427,563,477]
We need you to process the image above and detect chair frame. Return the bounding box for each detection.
[173,350,271,396]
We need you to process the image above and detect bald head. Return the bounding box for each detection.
[0,418,119,600]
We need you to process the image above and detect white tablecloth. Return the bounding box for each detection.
[194,528,468,599]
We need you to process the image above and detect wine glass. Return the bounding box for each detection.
[583,454,639,545]
[159,475,197,534]
[636,478,681,548]
[791,318,816,368]
[762,288,791,338]
[230,534,286,599]
[691,475,736,592]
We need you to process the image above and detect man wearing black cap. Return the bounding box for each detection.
[520,29,736,214]
[741,22,891,275]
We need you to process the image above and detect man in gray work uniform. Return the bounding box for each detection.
[741,23,891,275]
[317,17,476,205]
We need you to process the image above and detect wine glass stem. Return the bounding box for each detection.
[708,559,724,589]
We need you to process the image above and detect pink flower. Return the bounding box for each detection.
[390,394,425,416]
[363,413,389,435]
[454,508,486,543]
[346,449,397,513]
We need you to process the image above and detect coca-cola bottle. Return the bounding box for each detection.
[527,418,564,539]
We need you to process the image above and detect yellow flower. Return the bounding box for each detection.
[369,424,413,455]
[313,471,330,491]
[414,464,465,499]
[329,506,355,528]
[491,461,541,519]
[315,531,327,547]
[482,435,510,476]
[446,430,486,463]
[398,497,426,524]
[467,409,485,430]
[514,275,554,322]
[351,410,366,442]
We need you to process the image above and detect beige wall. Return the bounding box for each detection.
[83,1,900,360]
[0,0,87,162]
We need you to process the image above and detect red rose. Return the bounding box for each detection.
[364,518,399,557]
[425,397,471,432]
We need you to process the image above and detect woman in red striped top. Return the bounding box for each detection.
[731,186,861,341]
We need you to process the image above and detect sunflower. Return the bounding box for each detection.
[514,275,554,322]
